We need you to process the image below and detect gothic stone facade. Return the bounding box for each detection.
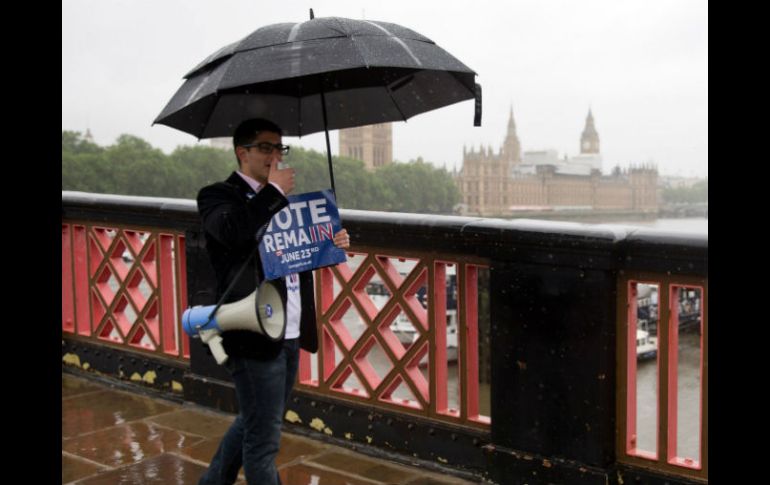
[339,123,393,170]
[457,109,658,217]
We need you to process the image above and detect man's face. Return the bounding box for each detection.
[237,131,283,184]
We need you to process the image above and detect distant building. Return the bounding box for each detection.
[660,175,705,189]
[209,138,232,150]
[339,123,393,170]
[580,108,600,154]
[456,107,658,216]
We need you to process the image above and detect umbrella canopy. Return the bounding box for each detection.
[153,16,481,139]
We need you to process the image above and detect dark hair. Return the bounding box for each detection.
[232,118,283,149]
[232,119,283,167]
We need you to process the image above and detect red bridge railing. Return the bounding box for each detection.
[61,191,708,484]
[60,195,493,432]
[618,273,708,482]
[62,222,190,360]
[61,218,491,428]
[298,249,490,429]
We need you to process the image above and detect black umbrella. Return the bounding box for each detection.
[154,11,481,195]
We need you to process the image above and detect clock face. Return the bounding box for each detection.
[583,141,590,149]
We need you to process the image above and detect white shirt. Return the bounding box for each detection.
[236,171,301,339]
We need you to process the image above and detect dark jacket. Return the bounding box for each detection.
[197,172,319,360]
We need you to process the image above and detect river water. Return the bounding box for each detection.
[330,316,702,463]
[635,327,703,462]
[604,217,708,235]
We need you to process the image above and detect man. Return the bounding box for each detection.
[196,118,349,485]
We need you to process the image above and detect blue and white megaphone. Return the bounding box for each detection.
[182,280,286,365]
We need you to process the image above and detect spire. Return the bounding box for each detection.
[584,108,597,136]
[507,105,516,134]
[503,104,521,162]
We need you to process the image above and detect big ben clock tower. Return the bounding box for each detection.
[580,109,600,154]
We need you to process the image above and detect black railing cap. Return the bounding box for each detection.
[62,192,707,274]
[341,208,706,246]
[333,210,707,274]
[62,191,199,229]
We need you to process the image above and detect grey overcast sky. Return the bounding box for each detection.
[62,0,707,178]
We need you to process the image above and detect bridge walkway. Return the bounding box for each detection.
[63,372,477,485]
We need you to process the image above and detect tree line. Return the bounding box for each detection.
[62,131,461,214]
[661,179,708,204]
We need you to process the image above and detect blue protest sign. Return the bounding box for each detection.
[258,190,347,280]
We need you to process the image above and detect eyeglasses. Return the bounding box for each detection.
[241,142,290,156]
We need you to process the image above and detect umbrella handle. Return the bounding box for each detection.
[474,83,482,127]
[319,88,337,200]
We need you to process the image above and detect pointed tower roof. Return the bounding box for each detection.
[507,105,516,133]
[582,109,598,137]
[503,104,521,162]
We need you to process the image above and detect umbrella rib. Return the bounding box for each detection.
[339,19,408,122]
[286,22,302,43]
[383,78,409,123]
[338,18,370,69]
[197,93,220,139]
[361,20,422,67]
[329,17,351,38]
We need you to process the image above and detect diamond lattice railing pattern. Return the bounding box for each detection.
[62,224,189,360]
[298,251,490,428]
[63,223,489,426]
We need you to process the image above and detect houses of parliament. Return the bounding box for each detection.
[214,108,658,218]
[455,108,658,217]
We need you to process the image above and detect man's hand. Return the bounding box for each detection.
[267,159,295,194]
[333,229,350,249]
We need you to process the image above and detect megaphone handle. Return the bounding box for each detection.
[209,337,229,365]
[200,329,229,365]
[199,225,268,364]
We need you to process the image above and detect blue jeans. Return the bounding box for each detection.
[198,339,300,485]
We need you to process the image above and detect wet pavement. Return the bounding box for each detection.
[62,372,479,484]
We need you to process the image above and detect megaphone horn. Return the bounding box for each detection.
[182,280,287,364]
